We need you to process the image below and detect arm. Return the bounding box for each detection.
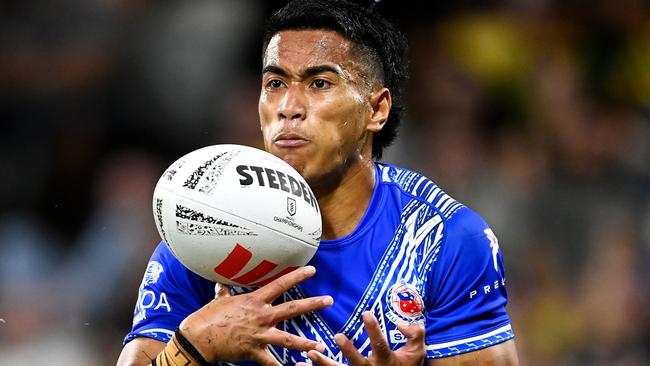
[428,339,518,366]
[116,338,165,366]
[119,243,332,366]
[119,265,332,366]
[423,209,515,361]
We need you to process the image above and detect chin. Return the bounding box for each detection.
[278,153,307,176]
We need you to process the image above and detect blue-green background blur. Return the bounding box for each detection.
[1,1,649,365]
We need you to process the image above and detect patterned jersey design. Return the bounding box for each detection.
[125,163,514,365]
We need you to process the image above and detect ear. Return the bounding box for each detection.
[367,88,392,132]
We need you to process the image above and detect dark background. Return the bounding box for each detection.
[1,0,649,364]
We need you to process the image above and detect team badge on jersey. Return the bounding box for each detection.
[385,281,425,324]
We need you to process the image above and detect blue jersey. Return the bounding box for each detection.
[125,163,514,364]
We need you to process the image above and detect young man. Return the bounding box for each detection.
[117,1,519,365]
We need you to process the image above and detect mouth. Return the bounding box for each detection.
[273,132,309,148]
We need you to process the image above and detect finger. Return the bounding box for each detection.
[269,296,333,323]
[334,333,367,366]
[214,282,233,299]
[256,266,316,302]
[251,346,282,366]
[265,327,326,353]
[306,349,343,366]
[396,321,425,346]
[361,311,392,360]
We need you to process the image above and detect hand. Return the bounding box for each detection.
[178,266,333,366]
[298,311,425,366]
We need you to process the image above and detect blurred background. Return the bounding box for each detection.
[1,0,649,364]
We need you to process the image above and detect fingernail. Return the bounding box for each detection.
[322,296,333,305]
[308,351,319,361]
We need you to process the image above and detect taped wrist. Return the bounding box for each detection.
[150,328,210,366]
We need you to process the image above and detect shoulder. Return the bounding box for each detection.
[376,162,464,219]
[376,162,494,260]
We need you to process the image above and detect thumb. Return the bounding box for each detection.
[214,282,233,299]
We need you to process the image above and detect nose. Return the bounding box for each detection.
[277,84,306,121]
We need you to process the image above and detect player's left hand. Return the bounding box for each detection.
[297,311,425,366]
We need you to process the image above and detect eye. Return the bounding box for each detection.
[266,79,284,89]
[311,79,331,89]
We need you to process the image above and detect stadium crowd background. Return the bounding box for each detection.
[1,0,649,365]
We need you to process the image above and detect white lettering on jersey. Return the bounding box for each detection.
[389,329,407,344]
[467,232,506,300]
[133,310,146,325]
[134,261,171,326]
[483,228,499,272]
[140,290,156,308]
[154,292,171,311]
[468,278,506,300]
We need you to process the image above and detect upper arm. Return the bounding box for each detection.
[425,207,514,359]
[124,242,215,345]
[116,337,166,366]
[428,339,519,366]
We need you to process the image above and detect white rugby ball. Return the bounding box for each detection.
[153,144,321,286]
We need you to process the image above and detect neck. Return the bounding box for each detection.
[312,158,376,241]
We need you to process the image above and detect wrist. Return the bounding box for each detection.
[174,327,211,365]
[149,328,210,366]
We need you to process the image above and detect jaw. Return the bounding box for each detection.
[270,132,374,189]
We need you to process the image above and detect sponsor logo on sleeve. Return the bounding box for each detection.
[134,261,171,326]
[467,229,506,300]
[483,228,499,272]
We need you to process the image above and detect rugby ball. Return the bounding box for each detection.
[153,144,321,286]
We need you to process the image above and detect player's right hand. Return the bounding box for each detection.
[178,265,332,366]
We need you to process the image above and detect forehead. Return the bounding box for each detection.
[263,30,355,70]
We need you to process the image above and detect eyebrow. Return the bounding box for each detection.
[262,65,341,78]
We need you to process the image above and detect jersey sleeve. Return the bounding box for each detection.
[123,242,216,344]
[424,207,514,359]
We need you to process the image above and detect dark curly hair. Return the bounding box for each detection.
[262,0,409,160]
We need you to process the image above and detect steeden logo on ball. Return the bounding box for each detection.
[152,144,322,286]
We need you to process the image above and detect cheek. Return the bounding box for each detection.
[258,94,276,124]
[330,102,367,142]
[258,93,272,121]
[258,103,274,147]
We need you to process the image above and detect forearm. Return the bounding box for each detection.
[116,337,166,366]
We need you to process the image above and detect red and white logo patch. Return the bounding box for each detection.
[386,282,425,324]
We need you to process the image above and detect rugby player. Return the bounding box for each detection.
[117,1,519,365]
